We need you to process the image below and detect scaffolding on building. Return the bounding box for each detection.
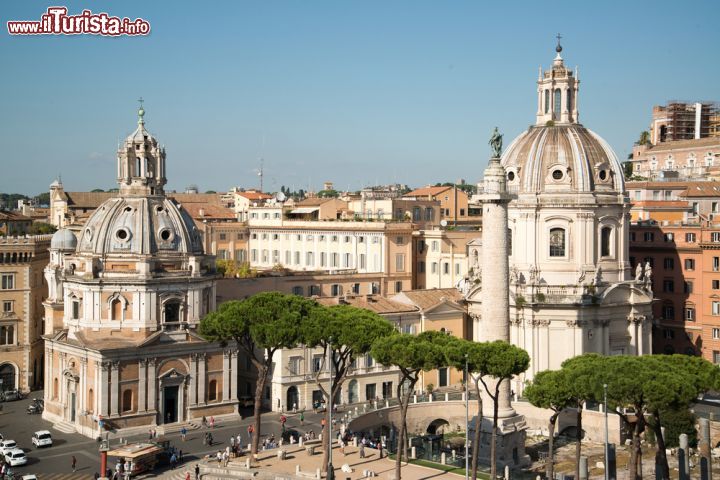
[653,101,720,143]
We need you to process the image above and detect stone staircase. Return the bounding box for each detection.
[52,420,77,434]
[158,420,201,436]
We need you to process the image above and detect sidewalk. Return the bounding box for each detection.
[167,442,464,480]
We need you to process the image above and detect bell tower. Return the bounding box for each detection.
[117,99,167,196]
[536,35,580,125]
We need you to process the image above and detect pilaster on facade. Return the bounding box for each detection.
[138,359,147,413]
[147,357,157,413]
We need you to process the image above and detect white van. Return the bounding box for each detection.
[32,430,52,448]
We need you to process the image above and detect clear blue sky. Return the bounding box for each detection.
[1,0,718,196]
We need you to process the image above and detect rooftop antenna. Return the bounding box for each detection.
[254,135,266,192]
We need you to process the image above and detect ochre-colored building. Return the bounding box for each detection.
[0,234,51,393]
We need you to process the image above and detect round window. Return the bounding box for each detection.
[156,206,164,213]
[124,206,133,213]
[507,171,515,181]
[116,228,129,241]
[159,229,172,241]
[84,229,92,241]
[599,170,607,180]
[552,169,563,180]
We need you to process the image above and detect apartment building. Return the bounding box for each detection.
[247,207,414,295]
[0,234,51,393]
[627,181,720,222]
[404,186,472,223]
[413,228,480,289]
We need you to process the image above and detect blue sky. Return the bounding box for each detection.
[1,0,718,195]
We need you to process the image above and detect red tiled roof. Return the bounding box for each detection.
[0,210,31,221]
[236,191,272,201]
[404,186,452,198]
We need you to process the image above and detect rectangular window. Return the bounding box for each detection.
[250,249,257,262]
[320,252,327,267]
[634,190,641,200]
[294,251,300,265]
[644,232,654,242]
[359,254,366,269]
[343,253,351,268]
[72,301,80,320]
[664,329,674,340]
[663,304,675,320]
[684,281,693,294]
[715,257,720,272]
[455,263,461,275]
[685,259,695,270]
[395,281,402,293]
[236,233,243,240]
[217,249,228,260]
[443,262,449,275]
[714,351,720,365]
[685,307,695,321]
[331,236,338,242]
[713,328,720,339]
[2,301,12,313]
[331,253,339,268]
[331,284,340,296]
[714,202,719,213]
[652,191,660,200]
[272,250,280,263]
[713,233,720,243]
[285,251,291,265]
[664,190,672,200]
[686,233,696,243]
[292,286,303,296]
[396,236,404,245]
[306,252,314,266]
[365,354,374,368]
[664,258,674,270]
[630,232,636,242]
[663,279,674,292]
[395,254,405,272]
[664,233,674,242]
[288,357,301,375]
[431,262,438,274]
[460,208,465,216]
[219,233,226,240]
[713,301,720,316]
[261,249,268,263]
[714,280,720,290]
[0,274,14,290]
[431,241,439,252]
[312,355,323,373]
[419,261,425,273]
[352,283,360,294]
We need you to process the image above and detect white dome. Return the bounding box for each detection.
[77,196,203,256]
[50,229,77,251]
[501,124,625,195]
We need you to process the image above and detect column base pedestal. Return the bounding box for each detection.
[469,413,531,468]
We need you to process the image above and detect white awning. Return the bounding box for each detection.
[290,207,319,214]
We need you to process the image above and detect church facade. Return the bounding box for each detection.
[466,43,654,397]
[42,107,240,437]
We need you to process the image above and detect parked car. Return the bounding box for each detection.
[0,390,23,402]
[238,396,254,408]
[5,448,28,466]
[0,439,18,454]
[32,431,52,448]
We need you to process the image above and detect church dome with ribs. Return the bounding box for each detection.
[500,43,624,195]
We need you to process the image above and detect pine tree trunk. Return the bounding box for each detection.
[651,411,670,480]
[575,407,582,480]
[491,387,499,479]
[628,415,644,480]
[471,383,483,480]
[547,412,558,480]
[251,365,269,458]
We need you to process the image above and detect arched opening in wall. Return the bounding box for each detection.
[347,380,358,404]
[122,389,133,412]
[111,298,122,321]
[553,89,561,118]
[136,157,141,177]
[544,89,550,114]
[53,378,58,399]
[286,386,299,410]
[0,364,16,392]
[208,380,217,401]
[549,228,566,257]
[567,89,573,113]
[427,419,450,435]
[87,388,94,413]
[601,227,612,257]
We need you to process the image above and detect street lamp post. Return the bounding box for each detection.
[327,342,335,480]
[465,354,469,480]
[604,383,609,480]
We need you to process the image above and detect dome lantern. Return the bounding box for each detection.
[536,36,579,126]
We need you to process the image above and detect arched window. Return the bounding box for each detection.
[553,89,561,118]
[208,380,217,401]
[163,301,181,325]
[87,388,94,413]
[544,90,550,114]
[122,389,133,412]
[549,228,566,257]
[601,227,612,257]
[567,89,573,113]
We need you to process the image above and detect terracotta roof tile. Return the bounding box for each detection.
[393,288,464,310]
[404,186,452,198]
[317,295,418,315]
[0,210,31,221]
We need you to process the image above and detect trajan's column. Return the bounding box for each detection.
[470,128,529,467]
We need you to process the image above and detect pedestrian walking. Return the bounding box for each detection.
[208,432,214,446]
[248,424,254,444]
[170,452,177,469]
[210,416,215,428]
[359,443,365,458]
[195,463,201,480]
[71,455,77,472]
[185,471,191,480]
[201,416,207,428]
[181,426,187,441]
[292,402,297,413]
[300,411,304,425]
[216,450,223,466]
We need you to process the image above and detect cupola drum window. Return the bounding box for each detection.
[549,228,566,257]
